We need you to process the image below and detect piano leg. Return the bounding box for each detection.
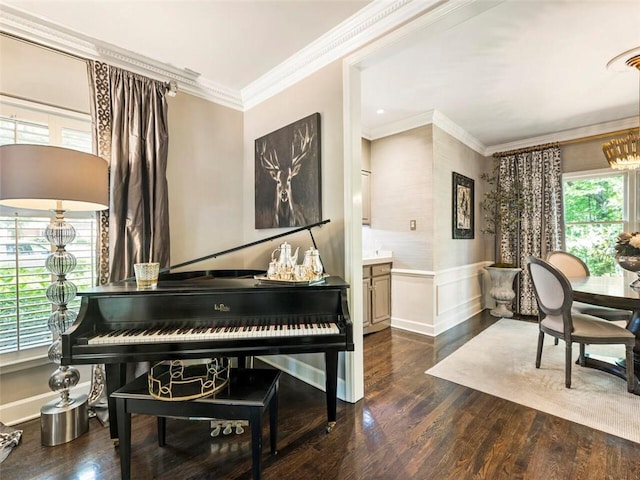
[324,349,338,433]
[105,363,127,442]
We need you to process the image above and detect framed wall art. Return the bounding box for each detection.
[452,172,474,239]
[254,113,321,229]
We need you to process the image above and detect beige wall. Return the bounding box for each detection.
[242,60,347,376]
[366,125,493,271]
[166,93,245,271]
[367,126,433,270]
[242,60,346,277]
[561,135,619,173]
[361,137,371,171]
[433,126,493,269]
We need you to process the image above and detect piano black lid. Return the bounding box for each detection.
[77,273,349,297]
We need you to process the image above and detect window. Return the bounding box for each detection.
[0,96,97,354]
[562,169,638,276]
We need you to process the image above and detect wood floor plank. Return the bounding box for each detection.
[2,311,639,480]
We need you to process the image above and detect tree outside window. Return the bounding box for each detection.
[563,174,625,276]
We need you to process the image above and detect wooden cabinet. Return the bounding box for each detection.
[363,262,391,334]
[362,170,370,225]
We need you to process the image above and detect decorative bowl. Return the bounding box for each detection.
[615,255,640,288]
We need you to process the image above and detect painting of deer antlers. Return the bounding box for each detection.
[255,113,321,229]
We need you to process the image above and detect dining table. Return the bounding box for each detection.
[569,272,640,394]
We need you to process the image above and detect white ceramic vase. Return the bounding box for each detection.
[485,266,522,318]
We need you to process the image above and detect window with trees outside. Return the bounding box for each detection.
[562,169,638,276]
[0,97,97,354]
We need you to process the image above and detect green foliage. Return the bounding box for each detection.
[563,178,623,223]
[480,160,526,236]
[563,175,624,276]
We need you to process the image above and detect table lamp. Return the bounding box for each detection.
[0,144,108,446]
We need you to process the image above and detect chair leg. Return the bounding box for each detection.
[579,343,586,367]
[626,344,636,393]
[565,342,572,388]
[536,331,544,368]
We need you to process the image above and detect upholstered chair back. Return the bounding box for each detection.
[546,251,589,278]
[527,256,574,335]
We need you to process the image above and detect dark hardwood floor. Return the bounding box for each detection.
[2,311,639,480]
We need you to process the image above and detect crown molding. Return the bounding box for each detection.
[432,110,486,155]
[367,111,435,140]
[241,0,443,110]
[366,109,487,156]
[0,3,244,110]
[485,117,639,156]
[368,108,637,158]
[1,0,440,112]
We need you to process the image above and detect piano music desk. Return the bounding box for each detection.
[112,368,281,480]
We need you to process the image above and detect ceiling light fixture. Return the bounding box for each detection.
[602,49,640,170]
[376,109,385,115]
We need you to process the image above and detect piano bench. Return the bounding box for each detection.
[111,368,281,480]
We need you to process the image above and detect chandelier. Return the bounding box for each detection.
[602,52,640,170]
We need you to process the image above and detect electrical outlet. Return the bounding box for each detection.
[410,220,416,230]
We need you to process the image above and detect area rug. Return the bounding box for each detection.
[426,319,640,443]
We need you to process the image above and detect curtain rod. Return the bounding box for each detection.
[493,142,559,157]
[558,128,637,146]
[493,127,637,157]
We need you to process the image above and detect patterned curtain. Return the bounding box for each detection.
[87,61,112,285]
[494,144,563,315]
[88,61,170,282]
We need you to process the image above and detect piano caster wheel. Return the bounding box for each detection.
[325,421,336,433]
[112,438,120,447]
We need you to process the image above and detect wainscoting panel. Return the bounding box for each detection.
[434,261,488,334]
[390,269,435,336]
[391,262,490,337]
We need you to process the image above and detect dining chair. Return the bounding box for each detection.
[526,255,635,392]
[546,250,631,321]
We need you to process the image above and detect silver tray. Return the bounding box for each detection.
[254,273,328,286]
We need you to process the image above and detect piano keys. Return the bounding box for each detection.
[61,271,353,438]
[85,316,341,345]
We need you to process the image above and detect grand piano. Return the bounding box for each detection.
[61,221,353,438]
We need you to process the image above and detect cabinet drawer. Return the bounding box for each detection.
[372,263,391,276]
[363,266,372,278]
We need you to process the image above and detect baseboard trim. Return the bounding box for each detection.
[257,355,349,403]
[1,382,90,427]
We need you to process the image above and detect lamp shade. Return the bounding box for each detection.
[0,144,109,211]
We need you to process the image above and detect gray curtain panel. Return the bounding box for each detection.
[86,61,171,422]
[495,145,563,315]
[89,61,171,282]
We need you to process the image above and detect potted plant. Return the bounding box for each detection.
[480,160,525,317]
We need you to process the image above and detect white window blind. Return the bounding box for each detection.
[0,97,97,354]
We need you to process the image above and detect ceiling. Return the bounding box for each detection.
[2,0,640,152]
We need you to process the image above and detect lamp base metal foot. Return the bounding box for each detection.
[41,393,89,446]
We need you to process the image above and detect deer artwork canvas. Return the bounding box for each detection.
[255,113,322,229]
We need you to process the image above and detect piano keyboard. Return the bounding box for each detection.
[87,317,341,345]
